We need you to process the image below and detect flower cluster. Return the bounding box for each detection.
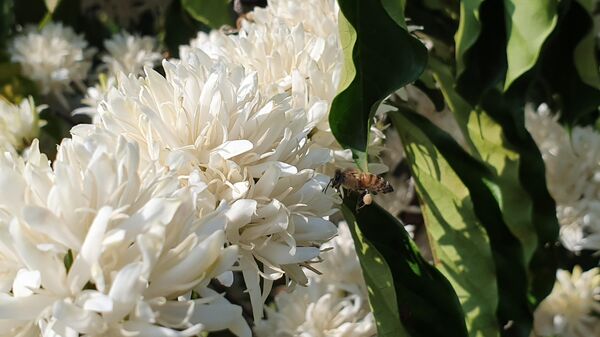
[526,105,600,252]
[179,0,379,174]
[533,266,600,337]
[10,23,95,98]
[0,97,45,152]
[0,128,250,336]
[5,0,352,333]
[101,31,162,77]
[95,51,339,320]
[75,32,161,121]
[254,221,376,337]
[92,0,351,320]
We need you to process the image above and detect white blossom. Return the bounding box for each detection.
[102,32,162,77]
[10,22,95,97]
[526,105,600,252]
[254,221,376,337]
[74,75,117,121]
[179,0,393,177]
[254,285,376,337]
[96,53,338,320]
[179,0,367,173]
[0,129,250,337]
[0,97,46,151]
[533,266,600,337]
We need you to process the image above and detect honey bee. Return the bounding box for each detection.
[325,168,393,209]
[231,0,268,31]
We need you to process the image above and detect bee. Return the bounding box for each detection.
[232,0,268,31]
[325,168,393,209]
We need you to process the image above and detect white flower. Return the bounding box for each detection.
[0,129,250,337]
[179,0,353,168]
[255,285,376,337]
[0,96,46,151]
[317,221,367,297]
[254,221,376,337]
[74,75,117,121]
[526,105,600,252]
[102,32,162,77]
[180,0,393,177]
[533,266,600,337]
[96,54,338,320]
[10,22,95,96]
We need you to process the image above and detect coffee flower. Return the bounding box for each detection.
[74,75,117,122]
[96,53,338,319]
[10,22,95,97]
[526,105,600,252]
[533,266,600,337]
[102,32,162,77]
[180,0,353,166]
[254,285,376,337]
[0,129,249,337]
[0,97,46,151]
[254,221,376,337]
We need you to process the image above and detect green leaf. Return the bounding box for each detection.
[455,0,507,104]
[432,55,559,305]
[330,0,427,170]
[164,0,209,58]
[479,86,559,304]
[456,0,558,97]
[573,0,600,90]
[503,0,558,89]
[431,57,538,264]
[454,0,485,80]
[181,0,233,29]
[390,110,500,337]
[536,0,600,125]
[341,201,468,337]
[393,109,534,337]
[340,205,407,337]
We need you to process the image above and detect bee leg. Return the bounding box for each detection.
[323,180,332,194]
[356,191,367,211]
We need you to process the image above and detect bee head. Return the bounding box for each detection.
[331,169,344,189]
[323,169,343,194]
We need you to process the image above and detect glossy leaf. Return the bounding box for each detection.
[455,0,559,97]
[341,200,468,337]
[454,0,485,80]
[391,109,500,337]
[574,0,600,89]
[432,56,559,305]
[165,0,209,58]
[393,109,534,337]
[538,0,600,125]
[181,0,233,29]
[455,0,506,104]
[340,205,407,337]
[503,0,558,89]
[330,0,427,170]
